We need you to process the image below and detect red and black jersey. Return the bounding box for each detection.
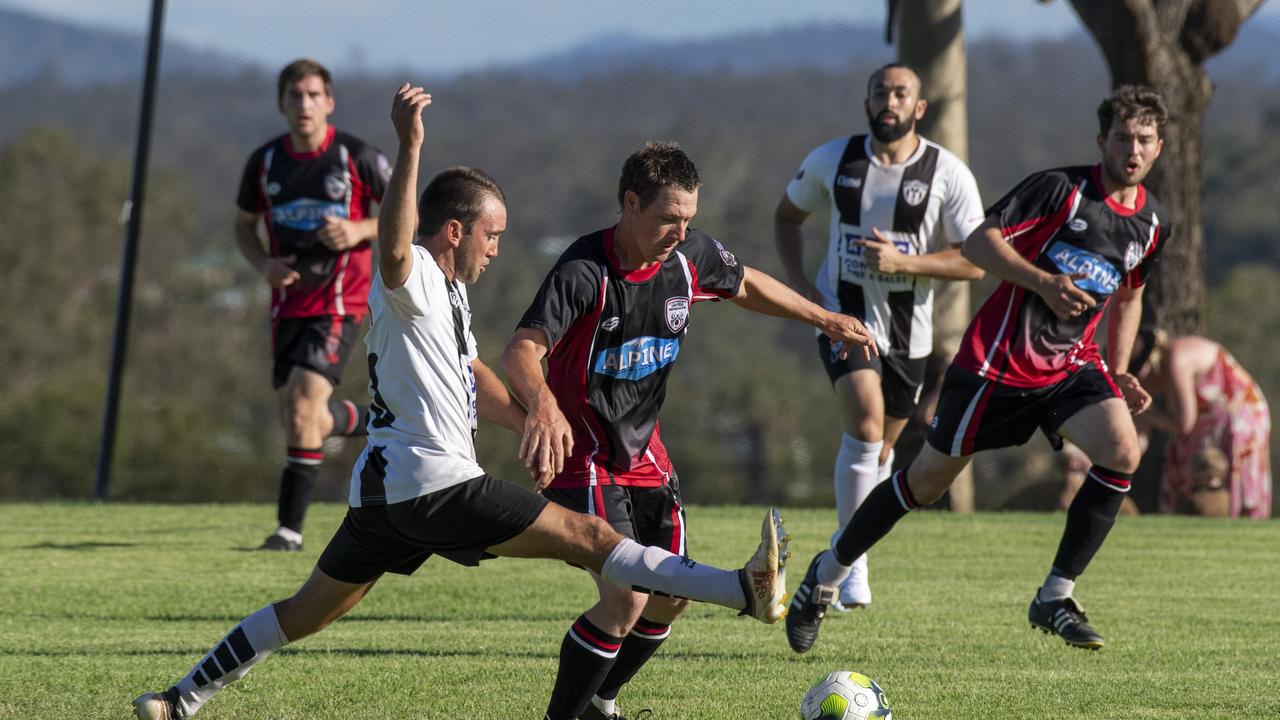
[957,165,1171,388]
[236,126,389,320]
[518,227,745,488]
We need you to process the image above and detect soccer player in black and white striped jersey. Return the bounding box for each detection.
[774,64,985,610]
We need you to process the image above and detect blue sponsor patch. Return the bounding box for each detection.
[271,198,347,231]
[594,336,680,380]
[1047,241,1120,295]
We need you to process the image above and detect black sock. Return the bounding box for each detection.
[596,617,671,701]
[545,615,622,720]
[278,448,321,533]
[833,469,919,566]
[327,400,369,437]
[1052,465,1130,578]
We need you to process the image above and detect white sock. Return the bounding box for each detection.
[1039,575,1076,602]
[600,538,744,610]
[172,605,289,716]
[592,695,618,716]
[274,527,303,544]
[830,434,883,558]
[878,448,894,483]
[816,550,852,587]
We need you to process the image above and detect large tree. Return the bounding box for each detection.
[1059,0,1266,334]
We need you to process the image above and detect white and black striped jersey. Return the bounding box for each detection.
[348,244,483,507]
[786,134,984,358]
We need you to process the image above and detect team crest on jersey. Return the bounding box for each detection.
[1123,240,1144,272]
[324,172,349,201]
[602,316,621,331]
[712,238,738,267]
[1069,218,1089,233]
[902,179,929,207]
[266,181,281,196]
[665,297,690,333]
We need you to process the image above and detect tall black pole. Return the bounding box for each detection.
[94,0,167,500]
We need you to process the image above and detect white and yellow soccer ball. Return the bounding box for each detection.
[799,671,892,720]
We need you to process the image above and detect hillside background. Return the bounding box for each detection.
[1,6,1276,513]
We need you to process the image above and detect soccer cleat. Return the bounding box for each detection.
[785,551,837,653]
[132,688,185,720]
[580,703,655,720]
[737,507,790,623]
[258,532,302,552]
[1028,591,1105,650]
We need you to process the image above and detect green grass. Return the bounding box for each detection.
[0,503,1277,719]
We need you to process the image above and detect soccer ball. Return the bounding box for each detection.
[799,671,892,720]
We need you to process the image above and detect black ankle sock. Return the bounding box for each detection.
[278,450,321,532]
[1052,465,1130,578]
[596,617,671,701]
[833,470,917,566]
[327,400,369,437]
[545,615,622,720]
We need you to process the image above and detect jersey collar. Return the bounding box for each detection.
[604,225,664,283]
[284,125,335,160]
[864,133,927,168]
[1091,164,1146,216]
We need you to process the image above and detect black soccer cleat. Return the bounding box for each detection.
[1028,590,1105,650]
[579,704,654,720]
[785,551,837,654]
[258,533,302,552]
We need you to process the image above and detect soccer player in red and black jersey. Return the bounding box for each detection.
[787,85,1172,653]
[502,143,875,720]
[234,60,390,552]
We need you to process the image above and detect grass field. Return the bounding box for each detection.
[0,503,1276,719]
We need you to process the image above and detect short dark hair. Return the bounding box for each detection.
[417,166,506,236]
[867,62,923,99]
[277,59,333,103]
[1097,84,1169,138]
[617,142,701,210]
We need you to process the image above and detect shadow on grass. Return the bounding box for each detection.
[19,541,139,550]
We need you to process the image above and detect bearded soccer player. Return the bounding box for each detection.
[235,59,390,551]
[503,142,876,720]
[775,63,984,611]
[787,85,1171,653]
[132,85,791,720]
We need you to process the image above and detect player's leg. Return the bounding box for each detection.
[263,365,333,550]
[133,568,376,719]
[1030,390,1140,649]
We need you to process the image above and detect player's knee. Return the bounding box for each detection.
[1111,441,1142,475]
[644,595,690,624]
[568,512,622,567]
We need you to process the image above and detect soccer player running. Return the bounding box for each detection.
[132,86,791,720]
[235,60,390,552]
[502,142,876,720]
[774,63,984,611]
[786,85,1171,653]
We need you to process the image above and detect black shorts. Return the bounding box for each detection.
[817,335,928,419]
[317,474,548,584]
[271,316,362,389]
[927,362,1121,457]
[543,475,687,557]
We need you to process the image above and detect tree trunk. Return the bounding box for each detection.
[896,0,975,511]
[1065,0,1264,334]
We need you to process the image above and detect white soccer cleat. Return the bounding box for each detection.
[133,689,184,720]
[739,507,790,623]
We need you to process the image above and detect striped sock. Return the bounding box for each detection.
[545,615,623,720]
[831,469,918,568]
[596,617,672,701]
[327,400,369,438]
[170,605,288,717]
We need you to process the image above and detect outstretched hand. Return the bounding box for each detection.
[390,83,432,148]
[819,312,878,362]
[1039,272,1097,321]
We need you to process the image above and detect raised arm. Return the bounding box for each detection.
[501,327,573,490]
[731,266,876,360]
[378,84,432,290]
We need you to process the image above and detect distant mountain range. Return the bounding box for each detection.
[3,5,1278,88]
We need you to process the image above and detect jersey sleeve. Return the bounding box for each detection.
[235,148,265,213]
[784,142,833,213]
[517,256,600,351]
[682,230,746,301]
[382,245,437,319]
[938,160,985,250]
[1125,216,1172,289]
[985,170,1074,242]
[354,141,391,203]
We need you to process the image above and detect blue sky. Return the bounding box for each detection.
[12,0,1277,76]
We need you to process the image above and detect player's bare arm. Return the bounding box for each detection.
[379,83,433,290]
[319,215,379,251]
[731,266,876,361]
[472,358,527,434]
[234,209,299,288]
[857,228,983,280]
[501,327,574,490]
[772,195,821,303]
[961,218,1096,320]
[1105,283,1151,415]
